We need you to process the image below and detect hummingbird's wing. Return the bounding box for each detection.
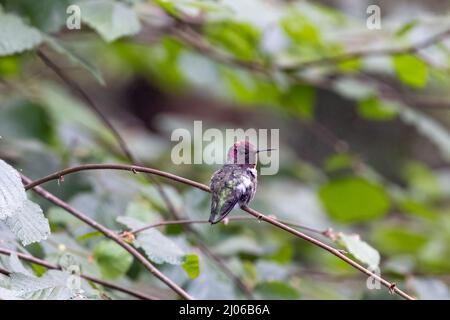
[209,167,245,224]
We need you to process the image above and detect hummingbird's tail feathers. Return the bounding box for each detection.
[209,198,238,225]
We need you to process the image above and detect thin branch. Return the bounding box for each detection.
[24,164,209,192]
[25,163,415,300]
[0,247,158,300]
[282,27,450,71]
[129,216,332,239]
[21,174,193,300]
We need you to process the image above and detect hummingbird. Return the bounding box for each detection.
[209,141,273,224]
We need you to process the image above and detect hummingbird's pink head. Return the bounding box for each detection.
[226,141,258,167]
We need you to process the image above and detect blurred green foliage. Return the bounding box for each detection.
[1,0,450,300]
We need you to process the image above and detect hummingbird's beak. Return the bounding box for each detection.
[257,148,276,153]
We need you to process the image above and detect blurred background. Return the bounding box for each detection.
[1,0,450,300]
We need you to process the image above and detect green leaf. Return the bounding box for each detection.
[403,162,441,200]
[395,20,418,38]
[339,233,380,269]
[205,21,260,61]
[324,153,354,172]
[255,281,299,299]
[357,97,399,121]
[76,231,103,241]
[93,240,133,279]
[77,0,141,42]
[398,198,437,219]
[1,0,71,33]
[280,85,316,120]
[337,58,361,72]
[214,236,266,256]
[409,278,450,300]
[0,159,50,245]
[182,254,200,279]
[44,36,105,85]
[8,270,75,300]
[333,78,376,100]
[0,288,21,300]
[0,159,27,220]
[0,10,42,56]
[281,13,322,46]
[319,177,390,223]
[0,56,20,76]
[372,226,427,255]
[392,54,428,88]
[267,243,293,265]
[117,216,185,265]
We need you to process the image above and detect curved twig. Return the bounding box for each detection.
[25,164,415,300]
[0,247,159,300]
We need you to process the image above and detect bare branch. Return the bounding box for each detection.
[25,163,415,300]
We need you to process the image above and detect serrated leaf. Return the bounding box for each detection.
[0,159,50,245]
[0,10,42,56]
[339,233,380,269]
[9,270,74,300]
[182,254,200,279]
[0,159,27,219]
[93,240,133,279]
[4,200,50,246]
[77,0,141,42]
[117,216,185,265]
[44,35,105,85]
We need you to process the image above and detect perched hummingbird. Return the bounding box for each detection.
[209,141,273,224]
